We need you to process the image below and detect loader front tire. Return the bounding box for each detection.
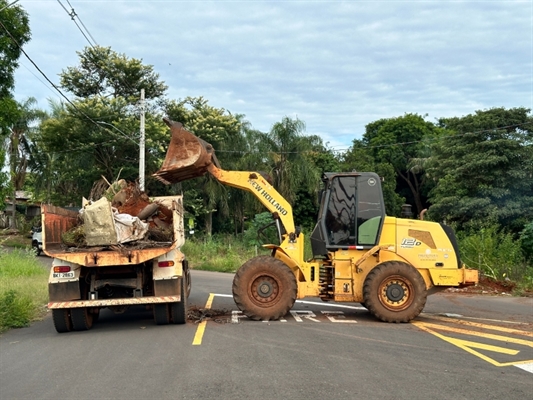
[363,261,427,323]
[233,256,297,321]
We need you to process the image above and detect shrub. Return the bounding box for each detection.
[243,212,279,246]
[519,222,533,262]
[458,224,530,282]
[0,290,33,330]
[0,248,49,332]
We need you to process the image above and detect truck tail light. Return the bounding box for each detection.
[53,266,71,273]
[158,261,175,268]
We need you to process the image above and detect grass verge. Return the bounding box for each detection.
[0,248,48,333]
[182,235,271,273]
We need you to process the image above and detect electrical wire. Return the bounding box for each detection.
[66,0,98,45]
[56,0,97,48]
[208,121,532,155]
[0,18,141,148]
[56,0,141,104]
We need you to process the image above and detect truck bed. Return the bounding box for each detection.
[42,199,182,267]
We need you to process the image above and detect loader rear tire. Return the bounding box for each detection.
[232,256,297,321]
[71,307,94,331]
[52,309,72,333]
[363,261,427,323]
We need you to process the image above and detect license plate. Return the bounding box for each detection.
[53,272,75,279]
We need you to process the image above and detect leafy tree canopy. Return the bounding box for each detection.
[0,0,30,98]
[342,139,404,216]
[361,113,441,216]
[163,97,243,234]
[59,46,167,102]
[0,0,31,208]
[427,107,533,233]
[36,97,168,204]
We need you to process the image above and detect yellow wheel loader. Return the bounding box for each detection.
[155,118,478,323]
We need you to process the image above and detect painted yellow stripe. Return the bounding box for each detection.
[413,321,533,367]
[413,321,533,347]
[422,315,533,337]
[192,293,215,346]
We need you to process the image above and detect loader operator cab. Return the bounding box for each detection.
[310,172,386,257]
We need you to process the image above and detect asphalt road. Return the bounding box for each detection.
[0,261,532,400]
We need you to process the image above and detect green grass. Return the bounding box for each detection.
[0,231,31,249]
[182,235,271,272]
[0,248,49,333]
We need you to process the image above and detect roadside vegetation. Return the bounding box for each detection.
[0,245,48,333]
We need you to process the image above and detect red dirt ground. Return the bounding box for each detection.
[447,275,533,297]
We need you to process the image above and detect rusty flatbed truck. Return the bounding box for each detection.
[43,195,190,333]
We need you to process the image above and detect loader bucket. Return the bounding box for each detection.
[153,118,218,184]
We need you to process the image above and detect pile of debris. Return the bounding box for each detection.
[187,306,231,324]
[62,179,174,250]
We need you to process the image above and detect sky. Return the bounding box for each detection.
[11,0,533,150]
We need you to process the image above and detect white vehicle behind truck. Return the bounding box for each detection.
[43,195,190,333]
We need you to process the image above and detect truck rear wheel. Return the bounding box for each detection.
[232,256,297,321]
[363,261,427,323]
[170,277,188,324]
[71,307,94,331]
[154,304,170,325]
[52,309,72,333]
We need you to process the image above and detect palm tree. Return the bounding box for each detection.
[260,116,321,205]
[3,97,45,227]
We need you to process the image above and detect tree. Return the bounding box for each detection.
[0,0,30,98]
[293,136,340,230]
[30,47,171,204]
[342,139,405,216]
[259,117,321,205]
[5,97,45,190]
[37,97,168,205]
[427,107,533,233]
[59,45,167,102]
[361,114,441,216]
[0,0,31,209]
[164,97,242,236]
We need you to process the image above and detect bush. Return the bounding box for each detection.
[458,224,531,282]
[520,222,533,262]
[0,290,33,329]
[0,248,49,332]
[243,212,279,247]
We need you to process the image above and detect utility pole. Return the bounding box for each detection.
[139,89,145,191]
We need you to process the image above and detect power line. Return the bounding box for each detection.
[57,0,97,47]
[210,121,532,155]
[66,0,98,45]
[0,18,141,147]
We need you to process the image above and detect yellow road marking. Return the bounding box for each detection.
[422,315,533,337]
[412,320,533,367]
[192,293,215,346]
[413,321,533,347]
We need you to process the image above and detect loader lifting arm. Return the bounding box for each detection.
[206,164,297,236]
[153,118,297,241]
